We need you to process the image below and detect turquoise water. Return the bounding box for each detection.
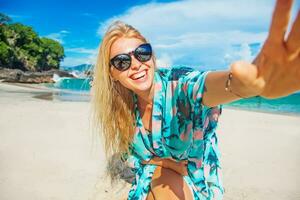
[45,78,91,102]
[224,93,300,115]
[52,77,91,91]
[49,77,300,115]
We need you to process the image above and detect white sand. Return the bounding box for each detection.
[218,109,300,200]
[0,83,299,200]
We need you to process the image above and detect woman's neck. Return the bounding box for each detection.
[136,82,155,108]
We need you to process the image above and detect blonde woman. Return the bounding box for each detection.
[92,0,300,199]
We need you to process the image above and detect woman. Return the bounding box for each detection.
[92,0,300,199]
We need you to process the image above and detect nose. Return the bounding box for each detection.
[130,54,142,71]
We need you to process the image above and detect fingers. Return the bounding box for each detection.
[268,0,293,44]
[286,11,300,55]
[165,163,188,176]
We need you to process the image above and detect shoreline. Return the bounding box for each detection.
[0,81,90,94]
[223,105,300,117]
[0,82,90,102]
[1,82,299,117]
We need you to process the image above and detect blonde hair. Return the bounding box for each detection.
[91,21,151,161]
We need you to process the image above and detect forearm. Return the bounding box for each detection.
[202,70,258,107]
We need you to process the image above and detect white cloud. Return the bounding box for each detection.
[63,0,297,68]
[60,30,70,34]
[65,47,98,54]
[61,47,98,66]
[98,0,274,36]
[156,53,174,68]
[61,55,96,67]
[97,0,278,69]
[44,30,69,44]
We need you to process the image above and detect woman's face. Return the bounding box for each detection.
[109,37,155,95]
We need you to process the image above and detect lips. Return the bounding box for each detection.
[130,70,147,80]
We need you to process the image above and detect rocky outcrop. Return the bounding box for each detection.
[106,153,135,184]
[0,67,75,83]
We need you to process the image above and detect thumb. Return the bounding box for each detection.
[230,61,258,86]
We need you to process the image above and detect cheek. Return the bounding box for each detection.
[111,67,124,80]
[148,62,155,79]
[147,58,155,68]
[114,72,132,88]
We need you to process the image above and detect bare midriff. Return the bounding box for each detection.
[143,157,194,200]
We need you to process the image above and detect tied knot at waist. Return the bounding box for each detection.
[141,157,188,176]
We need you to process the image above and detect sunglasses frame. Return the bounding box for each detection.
[110,43,152,71]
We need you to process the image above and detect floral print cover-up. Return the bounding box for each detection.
[127,66,223,200]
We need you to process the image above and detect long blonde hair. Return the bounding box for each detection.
[91,21,150,160]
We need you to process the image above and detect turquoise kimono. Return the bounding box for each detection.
[127,67,223,200]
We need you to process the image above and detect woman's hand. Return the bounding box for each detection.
[230,0,300,99]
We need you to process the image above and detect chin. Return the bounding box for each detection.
[128,69,154,93]
[137,83,153,92]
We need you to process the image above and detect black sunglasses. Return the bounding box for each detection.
[110,43,152,71]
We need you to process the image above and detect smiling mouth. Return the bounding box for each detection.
[131,70,147,80]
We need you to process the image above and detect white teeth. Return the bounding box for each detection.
[132,70,146,80]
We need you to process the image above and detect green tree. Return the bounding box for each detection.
[38,38,64,71]
[4,23,41,70]
[0,41,13,66]
[0,13,65,71]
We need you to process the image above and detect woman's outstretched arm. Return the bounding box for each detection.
[202,65,259,108]
[203,0,300,108]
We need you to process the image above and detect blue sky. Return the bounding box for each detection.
[1,0,299,70]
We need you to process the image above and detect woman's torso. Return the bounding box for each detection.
[127,67,223,200]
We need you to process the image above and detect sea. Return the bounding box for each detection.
[47,70,300,116]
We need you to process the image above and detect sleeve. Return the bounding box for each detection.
[126,153,141,170]
[180,68,222,134]
[183,68,224,195]
[184,69,210,108]
[167,67,211,109]
[176,68,220,111]
[172,67,223,141]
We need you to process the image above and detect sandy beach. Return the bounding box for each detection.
[0,82,299,200]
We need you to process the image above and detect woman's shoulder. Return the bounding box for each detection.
[156,65,205,82]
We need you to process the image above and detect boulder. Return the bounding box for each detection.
[0,67,75,83]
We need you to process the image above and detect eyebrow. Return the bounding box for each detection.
[110,44,143,59]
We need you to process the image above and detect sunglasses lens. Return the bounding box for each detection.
[111,54,131,71]
[135,43,152,62]
[110,43,152,71]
